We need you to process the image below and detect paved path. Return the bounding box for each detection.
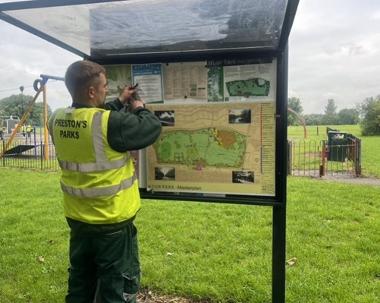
[304,174,380,187]
[291,169,380,186]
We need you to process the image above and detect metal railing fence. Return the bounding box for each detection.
[0,137,362,177]
[1,138,59,171]
[288,139,361,177]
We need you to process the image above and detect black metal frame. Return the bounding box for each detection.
[273,44,288,303]
[0,1,299,302]
[106,48,289,303]
[131,45,288,209]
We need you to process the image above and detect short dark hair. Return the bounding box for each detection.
[65,60,106,101]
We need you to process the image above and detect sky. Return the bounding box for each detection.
[0,0,379,114]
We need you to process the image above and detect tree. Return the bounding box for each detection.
[287,97,303,126]
[337,108,359,125]
[0,94,52,126]
[322,99,338,125]
[304,114,324,125]
[0,94,30,118]
[360,96,380,135]
[325,99,337,115]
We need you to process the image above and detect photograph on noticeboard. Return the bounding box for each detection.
[104,64,132,101]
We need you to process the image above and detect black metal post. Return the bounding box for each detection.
[2,140,5,167]
[33,127,37,158]
[272,204,287,303]
[273,44,288,303]
[355,138,361,176]
[40,141,43,170]
[287,141,292,176]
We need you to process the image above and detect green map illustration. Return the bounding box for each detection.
[226,78,270,97]
[154,128,247,168]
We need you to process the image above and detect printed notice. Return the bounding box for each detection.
[132,64,163,103]
[163,62,208,102]
[260,103,276,194]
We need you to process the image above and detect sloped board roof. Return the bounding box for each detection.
[0,0,299,61]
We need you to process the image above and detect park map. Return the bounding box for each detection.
[146,102,275,196]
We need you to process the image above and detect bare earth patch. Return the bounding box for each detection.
[137,289,210,303]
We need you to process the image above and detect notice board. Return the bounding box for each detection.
[104,59,276,199]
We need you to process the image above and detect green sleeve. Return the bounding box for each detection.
[106,107,162,152]
[104,98,124,111]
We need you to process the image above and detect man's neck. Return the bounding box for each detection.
[71,101,94,109]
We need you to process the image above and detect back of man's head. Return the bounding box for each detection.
[65,60,106,103]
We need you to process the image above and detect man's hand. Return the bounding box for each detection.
[118,85,137,105]
[118,84,145,110]
[129,99,145,111]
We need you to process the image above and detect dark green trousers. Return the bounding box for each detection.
[65,219,140,303]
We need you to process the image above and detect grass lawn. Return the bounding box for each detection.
[288,124,380,178]
[0,169,379,302]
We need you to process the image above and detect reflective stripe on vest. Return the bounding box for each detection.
[60,174,137,198]
[58,157,127,173]
[57,111,128,172]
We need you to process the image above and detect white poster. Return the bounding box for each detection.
[132,64,163,103]
[223,61,276,102]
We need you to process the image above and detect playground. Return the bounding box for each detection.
[0,75,62,170]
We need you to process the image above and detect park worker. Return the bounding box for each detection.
[1,126,6,140]
[21,124,26,137]
[48,60,161,303]
[26,124,33,138]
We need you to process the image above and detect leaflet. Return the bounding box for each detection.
[132,64,163,103]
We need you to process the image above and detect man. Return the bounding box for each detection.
[26,124,33,139]
[21,124,26,137]
[48,60,161,303]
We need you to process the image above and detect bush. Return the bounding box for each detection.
[360,96,380,135]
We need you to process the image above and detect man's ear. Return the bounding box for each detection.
[88,86,96,99]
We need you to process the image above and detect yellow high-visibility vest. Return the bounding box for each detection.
[49,107,140,224]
